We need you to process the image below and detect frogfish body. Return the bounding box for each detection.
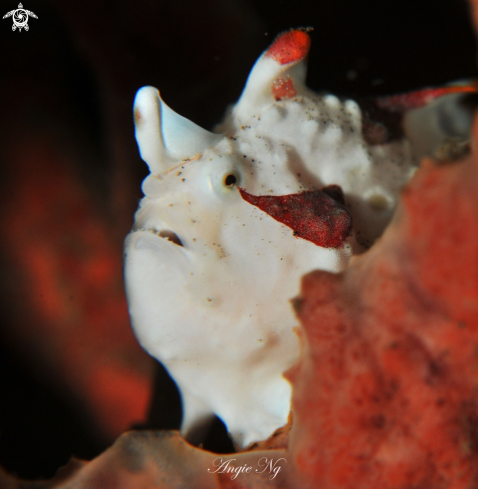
[124,30,475,448]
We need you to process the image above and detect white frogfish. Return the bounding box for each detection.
[124,30,475,448]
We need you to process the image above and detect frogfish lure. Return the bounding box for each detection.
[124,29,476,448]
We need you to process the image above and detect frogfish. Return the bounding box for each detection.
[124,30,475,449]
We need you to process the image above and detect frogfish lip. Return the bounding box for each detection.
[132,225,184,247]
[155,229,183,247]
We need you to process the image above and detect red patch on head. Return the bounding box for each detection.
[265,29,311,65]
[272,77,297,101]
[239,188,352,249]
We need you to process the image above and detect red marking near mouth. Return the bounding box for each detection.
[265,29,311,65]
[239,188,352,249]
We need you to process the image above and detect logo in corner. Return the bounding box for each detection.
[3,3,37,32]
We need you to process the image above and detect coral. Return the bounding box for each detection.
[0,431,292,488]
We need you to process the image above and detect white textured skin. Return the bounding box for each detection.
[404,91,475,161]
[125,40,417,448]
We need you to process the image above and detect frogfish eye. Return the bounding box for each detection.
[224,174,237,187]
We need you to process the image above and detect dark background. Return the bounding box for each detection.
[0,0,476,480]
